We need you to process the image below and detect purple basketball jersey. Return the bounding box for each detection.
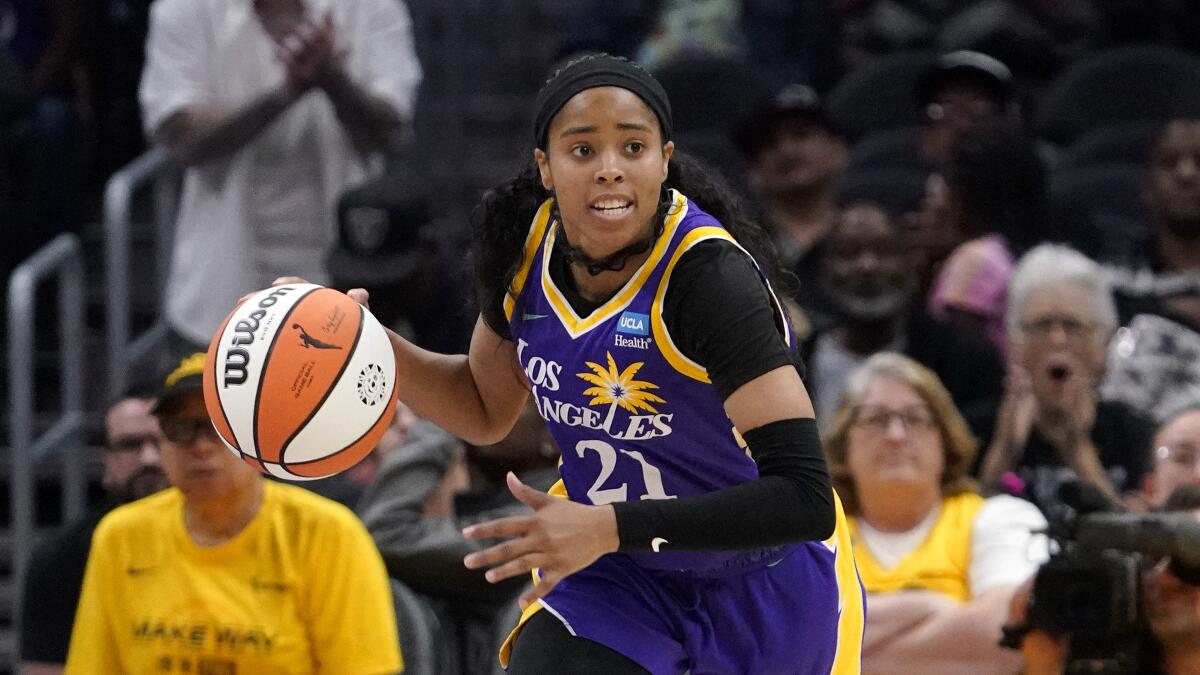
[507,190,792,572]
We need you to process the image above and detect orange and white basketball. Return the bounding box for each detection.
[202,284,397,480]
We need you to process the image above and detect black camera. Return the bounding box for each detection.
[1023,484,1200,674]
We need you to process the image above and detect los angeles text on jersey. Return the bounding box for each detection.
[517,339,673,441]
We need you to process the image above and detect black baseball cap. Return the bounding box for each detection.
[327,169,430,287]
[915,50,1013,108]
[734,83,840,159]
[151,352,206,416]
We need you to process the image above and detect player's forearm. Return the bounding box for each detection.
[155,85,296,166]
[388,332,522,446]
[864,587,1020,675]
[321,68,403,155]
[614,418,835,552]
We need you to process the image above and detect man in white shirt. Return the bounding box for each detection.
[139,0,421,346]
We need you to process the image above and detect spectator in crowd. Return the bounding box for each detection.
[65,352,402,674]
[1143,486,1200,675]
[359,400,559,675]
[1103,119,1200,419]
[914,51,1017,170]
[1003,485,1200,675]
[979,244,1154,514]
[802,200,1004,432]
[1134,404,1200,511]
[139,0,421,353]
[20,393,169,675]
[734,83,848,331]
[926,124,1048,353]
[903,53,1019,294]
[1108,119,1200,329]
[823,352,1045,675]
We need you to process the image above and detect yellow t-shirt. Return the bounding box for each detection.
[848,492,985,602]
[65,481,402,675]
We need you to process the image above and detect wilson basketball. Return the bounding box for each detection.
[201,283,398,480]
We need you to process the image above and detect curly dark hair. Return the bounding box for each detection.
[470,150,783,338]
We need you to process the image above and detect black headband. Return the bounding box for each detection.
[533,54,673,149]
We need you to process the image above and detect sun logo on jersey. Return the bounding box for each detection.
[578,352,666,414]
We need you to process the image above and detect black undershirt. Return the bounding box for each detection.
[531,238,833,552]
[550,239,801,395]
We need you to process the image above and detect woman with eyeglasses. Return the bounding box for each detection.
[977,244,1155,514]
[823,352,1047,675]
[65,352,403,674]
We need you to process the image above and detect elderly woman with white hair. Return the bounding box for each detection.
[978,244,1154,512]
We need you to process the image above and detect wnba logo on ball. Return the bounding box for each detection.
[357,364,387,405]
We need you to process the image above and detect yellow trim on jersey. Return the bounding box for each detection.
[540,190,689,339]
[827,489,866,675]
[503,199,555,322]
[650,227,794,382]
[498,478,571,668]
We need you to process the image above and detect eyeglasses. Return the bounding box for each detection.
[160,418,221,446]
[851,405,937,434]
[1157,443,1200,468]
[106,434,162,454]
[1019,315,1097,341]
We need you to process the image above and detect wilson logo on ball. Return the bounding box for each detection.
[203,284,398,481]
[223,286,296,387]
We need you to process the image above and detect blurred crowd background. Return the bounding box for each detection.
[7,0,1200,674]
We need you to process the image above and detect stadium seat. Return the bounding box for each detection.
[653,53,774,135]
[848,127,925,172]
[825,51,938,140]
[391,579,447,675]
[836,167,929,216]
[1058,122,1161,171]
[1036,46,1200,145]
[1049,164,1148,262]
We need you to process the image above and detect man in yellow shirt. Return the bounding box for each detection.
[65,352,402,674]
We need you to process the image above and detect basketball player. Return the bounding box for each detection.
[64,353,402,674]
[277,53,863,674]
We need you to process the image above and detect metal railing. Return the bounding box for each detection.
[104,147,177,400]
[6,232,87,643]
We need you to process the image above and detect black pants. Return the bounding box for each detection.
[507,610,651,674]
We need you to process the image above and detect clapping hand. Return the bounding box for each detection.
[254,0,342,95]
[275,12,342,94]
[463,473,619,609]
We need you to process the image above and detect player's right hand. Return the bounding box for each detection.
[242,277,371,310]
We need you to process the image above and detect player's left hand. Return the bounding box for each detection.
[463,472,619,609]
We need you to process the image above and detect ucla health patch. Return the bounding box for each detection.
[617,311,649,336]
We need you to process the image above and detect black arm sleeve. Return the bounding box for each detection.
[613,418,835,551]
[662,240,803,398]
